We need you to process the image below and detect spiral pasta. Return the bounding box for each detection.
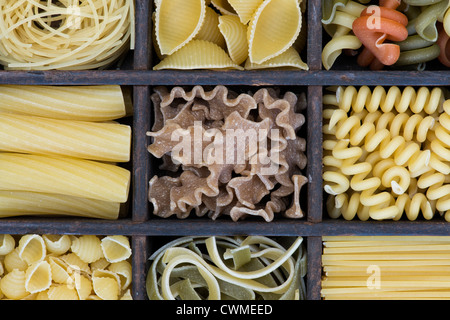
[323,85,450,221]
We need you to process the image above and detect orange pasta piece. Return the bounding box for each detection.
[437,25,450,67]
[353,6,408,68]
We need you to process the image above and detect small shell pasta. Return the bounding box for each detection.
[101,236,132,263]
[108,260,132,291]
[25,261,52,294]
[0,269,28,300]
[47,285,79,300]
[92,269,121,300]
[0,234,15,255]
[4,248,28,272]
[18,235,46,265]
[43,235,72,255]
[71,235,104,264]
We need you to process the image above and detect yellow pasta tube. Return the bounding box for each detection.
[0,85,128,121]
[0,113,131,162]
[0,153,130,203]
[0,191,120,220]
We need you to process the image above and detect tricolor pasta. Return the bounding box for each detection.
[0,234,132,300]
[153,0,308,70]
[322,0,450,70]
[323,85,450,221]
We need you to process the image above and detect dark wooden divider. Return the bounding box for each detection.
[0,0,448,300]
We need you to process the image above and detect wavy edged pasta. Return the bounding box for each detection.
[154,39,244,70]
[245,46,308,70]
[71,235,104,264]
[211,0,238,15]
[0,234,14,255]
[196,6,226,48]
[229,0,264,24]
[219,15,249,65]
[42,235,71,255]
[18,235,46,265]
[25,261,52,294]
[155,0,207,55]
[0,269,28,299]
[92,269,121,300]
[101,236,132,263]
[247,0,302,64]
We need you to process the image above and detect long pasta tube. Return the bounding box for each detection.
[0,153,130,203]
[0,191,120,219]
[0,85,128,121]
[0,113,131,162]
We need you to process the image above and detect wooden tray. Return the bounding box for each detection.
[0,0,449,300]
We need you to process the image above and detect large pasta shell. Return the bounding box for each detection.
[228,0,264,24]
[219,15,248,65]
[25,261,52,294]
[101,235,132,263]
[245,47,308,70]
[18,234,46,265]
[153,40,244,70]
[155,0,207,55]
[247,0,302,64]
[211,0,237,15]
[195,6,226,49]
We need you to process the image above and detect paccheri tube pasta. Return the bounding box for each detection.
[0,85,129,121]
[146,236,306,300]
[0,153,130,203]
[322,236,450,300]
[0,113,131,162]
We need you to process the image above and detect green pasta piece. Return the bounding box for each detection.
[397,34,436,51]
[415,0,450,41]
[395,44,441,66]
[403,0,444,5]
[322,0,348,24]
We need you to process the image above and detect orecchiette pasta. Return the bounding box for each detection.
[0,234,133,300]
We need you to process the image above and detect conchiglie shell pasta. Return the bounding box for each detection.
[4,248,28,272]
[0,269,28,299]
[219,15,249,65]
[228,0,264,24]
[211,0,237,15]
[101,236,132,263]
[92,269,121,300]
[195,6,226,49]
[48,256,71,284]
[153,40,244,70]
[156,0,207,55]
[61,253,91,274]
[42,235,72,255]
[18,234,46,265]
[47,285,79,300]
[108,260,132,290]
[245,46,308,70]
[0,234,15,255]
[247,0,302,64]
[73,273,93,300]
[71,235,104,264]
[25,261,52,294]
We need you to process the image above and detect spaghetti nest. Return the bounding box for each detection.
[0,0,135,70]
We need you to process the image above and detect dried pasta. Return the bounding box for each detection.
[153,0,307,70]
[0,234,133,300]
[146,236,306,300]
[0,0,135,70]
[323,85,450,221]
[322,236,450,300]
[0,113,131,162]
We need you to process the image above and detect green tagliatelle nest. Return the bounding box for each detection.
[146,235,307,300]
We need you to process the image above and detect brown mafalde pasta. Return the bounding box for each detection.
[147,85,308,222]
[0,85,129,121]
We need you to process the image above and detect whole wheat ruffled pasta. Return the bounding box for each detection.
[147,85,308,222]
[146,236,306,300]
[323,85,450,221]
